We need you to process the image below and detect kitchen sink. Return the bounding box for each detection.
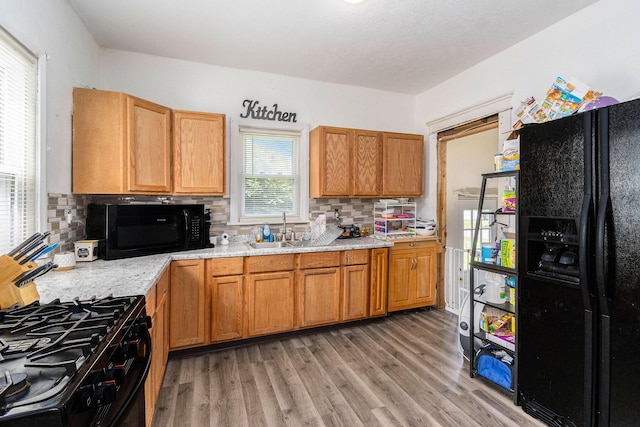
[248,241,294,249]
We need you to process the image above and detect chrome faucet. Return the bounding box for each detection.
[282,212,287,242]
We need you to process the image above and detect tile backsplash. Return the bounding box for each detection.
[47,194,379,249]
[47,193,89,252]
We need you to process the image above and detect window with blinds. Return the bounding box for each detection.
[241,129,299,218]
[0,27,38,254]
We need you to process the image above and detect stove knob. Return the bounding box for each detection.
[127,316,152,340]
[138,315,152,329]
[121,340,140,358]
[95,380,117,405]
[77,384,96,410]
[104,364,126,386]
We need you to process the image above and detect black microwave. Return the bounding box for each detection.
[86,203,211,260]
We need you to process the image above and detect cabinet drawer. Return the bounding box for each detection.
[209,257,244,276]
[343,249,369,265]
[297,251,340,269]
[392,240,438,251]
[246,254,295,273]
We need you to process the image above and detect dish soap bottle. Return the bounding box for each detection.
[262,224,272,242]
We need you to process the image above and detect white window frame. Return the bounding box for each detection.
[0,25,44,254]
[229,118,309,226]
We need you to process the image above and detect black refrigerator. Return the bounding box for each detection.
[517,97,640,427]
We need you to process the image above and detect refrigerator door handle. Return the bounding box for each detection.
[595,106,612,427]
[579,111,595,310]
[595,108,611,315]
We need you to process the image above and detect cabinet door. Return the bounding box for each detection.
[210,275,244,342]
[382,132,424,196]
[414,249,437,306]
[370,248,388,317]
[154,267,169,395]
[246,271,295,336]
[127,96,172,193]
[173,111,226,195]
[343,265,369,321]
[310,127,351,196]
[296,267,341,328]
[72,88,127,194]
[388,250,415,311]
[169,260,206,349]
[144,266,169,427]
[353,130,381,196]
[144,283,156,427]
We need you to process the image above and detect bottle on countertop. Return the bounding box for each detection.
[262,224,271,241]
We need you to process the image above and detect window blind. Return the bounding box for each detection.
[0,27,38,254]
[241,130,299,217]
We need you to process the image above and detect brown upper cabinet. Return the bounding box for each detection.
[72,88,226,195]
[172,110,226,195]
[73,88,172,194]
[309,126,423,198]
[382,132,424,196]
[309,126,380,197]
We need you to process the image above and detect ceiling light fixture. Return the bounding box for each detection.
[343,0,368,5]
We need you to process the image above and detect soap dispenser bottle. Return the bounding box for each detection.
[262,224,272,242]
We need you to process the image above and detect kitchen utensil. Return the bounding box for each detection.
[10,232,50,261]
[13,240,46,262]
[18,243,47,265]
[31,242,59,261]
[7,233,42,257]
[14,262,57,287]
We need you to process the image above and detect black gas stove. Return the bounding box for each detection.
[0,295,150,427]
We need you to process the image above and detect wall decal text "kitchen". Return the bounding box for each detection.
[240,100,297,122]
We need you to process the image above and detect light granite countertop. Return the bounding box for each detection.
[35,237,399,303]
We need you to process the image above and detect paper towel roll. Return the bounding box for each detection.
[53,252,76,271]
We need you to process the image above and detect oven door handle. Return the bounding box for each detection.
[108,319,152,427]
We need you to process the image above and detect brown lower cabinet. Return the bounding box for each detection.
[369,248,389,317]
[387,239,440,312]
[247,271,296,336]
[144,266,169,427]
[208,257,244,343]
[168,249,388,351]
[169,259,206,349]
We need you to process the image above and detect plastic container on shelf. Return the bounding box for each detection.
[481,243,496,264]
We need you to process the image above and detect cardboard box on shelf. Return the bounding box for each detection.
[502,131,520,171]
[502,188,516,213]
[500,239,516,269]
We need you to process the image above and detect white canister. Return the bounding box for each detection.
[53,252,76,271]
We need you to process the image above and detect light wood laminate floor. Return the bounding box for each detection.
[151,309,544,427]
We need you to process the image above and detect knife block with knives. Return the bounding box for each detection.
[0,254,41,309]
[1,232,58,309]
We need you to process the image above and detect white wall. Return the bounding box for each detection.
[416,0,640,220]
[0,0,100,204]
[99,49,417,134]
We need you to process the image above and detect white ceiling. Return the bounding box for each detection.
[67,0,599,95]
